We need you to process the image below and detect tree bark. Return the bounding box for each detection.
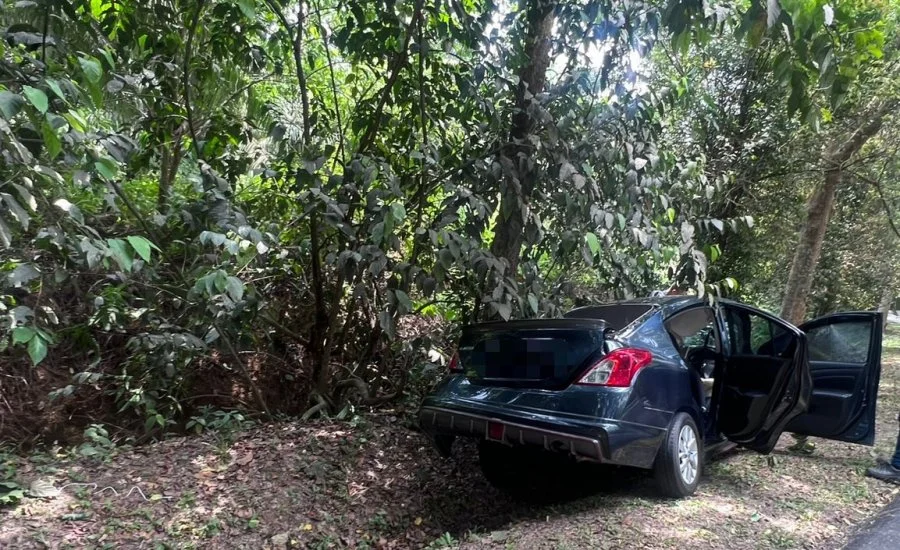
[489,1,555,276]
[879,286,893,333]
[158,145,172,212]
[157,137,185,213]
[780,101,896,324]
[878,245,896,332]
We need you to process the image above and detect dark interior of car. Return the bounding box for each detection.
[662,306,879,449]
[663,307,720,434]
[716,308,798,441]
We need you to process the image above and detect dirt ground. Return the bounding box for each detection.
[3,330,900,550]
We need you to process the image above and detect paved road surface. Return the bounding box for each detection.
[843,495,900,550]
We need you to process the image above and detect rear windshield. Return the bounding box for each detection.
[563,304,653,330]
[459,325,606,387]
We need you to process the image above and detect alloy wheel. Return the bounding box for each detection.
[677,424,699,485]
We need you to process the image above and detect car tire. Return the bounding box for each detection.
[653,412,702,498]
[478,441,569,500]
[478,441,530,495]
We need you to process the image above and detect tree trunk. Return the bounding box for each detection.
[780,101,895,324]
[489,1,555,276]
[879,251,896,332]
[780,169,841,324]
[158,145,172,213]
[157,142,185,213]
[879,286,893,333]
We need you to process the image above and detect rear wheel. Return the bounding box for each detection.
[478,441,536,496]
[653,412,702,498]
[478,441,593,501]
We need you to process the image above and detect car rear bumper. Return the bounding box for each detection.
[418,400,665,469]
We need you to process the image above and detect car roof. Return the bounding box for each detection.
[590,295,705,316]
[569,295,750,317]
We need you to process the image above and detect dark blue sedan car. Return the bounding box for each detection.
[418,296,883,497]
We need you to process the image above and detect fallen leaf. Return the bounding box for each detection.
[28,479,60,498]
[237,451,254,466]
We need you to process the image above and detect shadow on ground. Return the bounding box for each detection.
[409,439,660,540]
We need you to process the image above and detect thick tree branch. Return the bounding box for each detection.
[183,0,207,159]
[848,169,900,240]
[313,0,345,165]
[358,0,426,153]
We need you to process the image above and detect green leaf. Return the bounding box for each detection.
[0,218,11,248]
[94,158,119,180]
[225,276,244,302]
[12,326,35,345]
[378,310,395,339]
[54,198,84,223]
[0,91,24,120]
[79,57,103,84]
[0,193,30,230]
[144,415,158,432]
[667,208,676,224]
[22,86,48,114]
[35,165,63,183]
[28,479,60,498]
[395,290,413,313]
[371,221,385,245]
[42,121,62,160]
[13,183,37,211]
[28,335,48,365]
[390,203,407,223]
[235,0,255,18]
[106,238,133,272]
[527,294,539,314]
[100,49,116,71]
[559,161,576,181]
[64,111,87,133]
[126,236,155,263]
[584,232,601,257]
[8,263,40,287]
[0,482,24,505]
[493,302,512,321]
[46,79,66,101]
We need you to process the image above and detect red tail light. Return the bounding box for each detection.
[576,348,652,387]
[448,352,462,373]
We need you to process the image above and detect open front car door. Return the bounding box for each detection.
[785,312,883,445]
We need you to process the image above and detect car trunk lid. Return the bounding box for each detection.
[457,319,611,389]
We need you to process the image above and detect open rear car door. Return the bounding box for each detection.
[785,312,883,444]
[716,305,810,453]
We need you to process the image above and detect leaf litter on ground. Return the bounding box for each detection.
[1,349,899,549]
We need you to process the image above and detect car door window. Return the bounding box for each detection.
[724,308,753,355]
[749,314,771,354]
[665,307,718,357]
[724,308,794,358]
[786,313,882,445]
[806,321,872,363]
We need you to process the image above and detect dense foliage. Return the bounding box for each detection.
[1,0,898,444]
